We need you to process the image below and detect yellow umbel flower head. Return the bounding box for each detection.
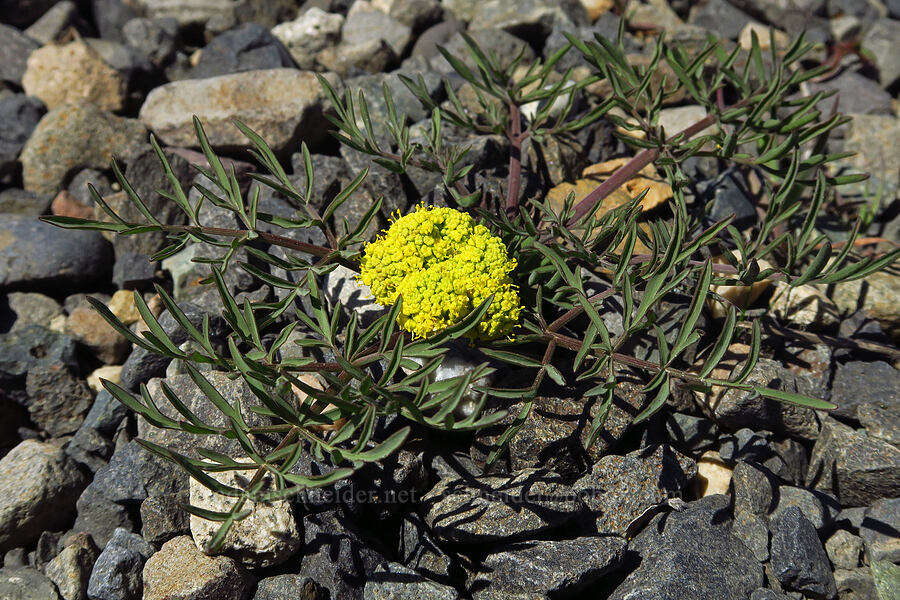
[358,204,521,340]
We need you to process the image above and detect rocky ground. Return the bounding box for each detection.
[0,0,899,599]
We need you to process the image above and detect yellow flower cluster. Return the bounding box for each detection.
[359,205,522,340]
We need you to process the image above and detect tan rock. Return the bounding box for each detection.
[87,365,122,393]
[108,289,142,326]
[738,23,790,51]
[580,0,615,21]
[22,39,126,112]
[51,190,94,220]
[65,305,131,365]
[143,536,252,600]
[770,281,840,329]
[831,270,900,337]
[696,450,733,496]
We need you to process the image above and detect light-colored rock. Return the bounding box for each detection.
[24,0,79,44]
[271,7,343,69]
[0,440,86,551]
[139,69,337,154]
[696,450,732,496]
[136,0,238,26]
[66,305,131,365]
[580,0,615,20]
[831,269,900,337]
[22,39,126,111]
[88,365,123,393]
[657,105,717,139]
[6,292,63,332]
[44,533,98,600]
[770,281,840,329]
[189,458,300,568]
[738,22,790,51]
[841,113,900,199]
[20,103,147,196]
[343,1,412,56]
[108,289,142,325]
[143,535,253,600]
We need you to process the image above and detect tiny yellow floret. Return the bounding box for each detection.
[358,205,522,340]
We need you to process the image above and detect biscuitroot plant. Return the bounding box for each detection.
[43,26,898,550]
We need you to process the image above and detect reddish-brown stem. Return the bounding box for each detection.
[505,102,523,219]
[165,224,360,273]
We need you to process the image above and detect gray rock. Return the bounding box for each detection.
[253,574,330,600]
[112,252,158,290]
[324,265,388,331]
[750,590,794,600]
[611,495,764,600]
[138,372,274,458]
[23,1,80,44]
[831,361,900,419]
[733,510,770,561]
[862,18,900,89]
[452,0,588,36]
[343,5,411,56]
[87,440,184,505]
[399,513,464,586]
[841,114,900,200]
[112,146,192,257]
[728,0,824,24]
[20,103,147,196]
[860,497,900,563]
[0,440,87,552]
[2,291,63,332]
[66,425,116,472]
[343,70,442,141]
[572,445,696,536]
[807,417,900,507]
[688,0,757,39]
[122,17,179,68]
[705,169,757,229]
[25,363,93,437]
[87,529,155,600]
[0,214,112,291]
[825,529,863,570]
[771,486,829,531]
[82,389,128,435]
[0,24,39,86]
[0,0,57,28]
[715,358,822,440]
[422,469,585,543]
[316,38,397,77]
[857,402,900,446]
[364,562,460,600]
[0,324,78,384]
[807,70,893,116]
[0,189,51,216]
[297,509,387,600]
[473,536,626,597]
[271,8,343,69]
[871,560,900,600]
[0,566,61,600]
[73,486,134,548]
[770,507,837,599]
[90,0,139,42]
[142,535,253,600]
[140,493,189,546]
[139,69,336,155]
[732,460,776,517]
[192,23,294,79]
[665,412,719,452]
[44,532,98,600]
[430,29,534,77]
[0,94,44,177]
[410,19,466,60]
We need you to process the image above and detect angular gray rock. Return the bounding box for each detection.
[87,528,155,600]
[0,566,62,600]
[611,495,764,600]
[862,18,900,89]
[139,69,337,154]
[831,360,900,419]
[0,440,87,552]
[770,507,837,599]
[0,94,44,177]
[572,445,696,535]
[364,562,460,600]
[191,23,294,79]
[253,574,330,600]
[0,24,39,85]
[807,417,900,507]
[860,497,900,563]
[422,469,585,543]
[731,460,776,517]
[473,536,627,597]
[342,4,411,56]
[0,215,112,290]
